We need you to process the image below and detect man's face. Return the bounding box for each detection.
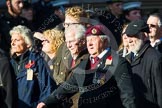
[147,16,161,40]
[11,32,28,56]
[126,10,141,21]
[64,15,80,28]
[10,0,24,15]
[65,32,81,56]
[86,36,105,57]
[127,35,143,54]
[109,2,123,16]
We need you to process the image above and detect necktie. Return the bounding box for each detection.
[131,52,135,62]
[91,57,99,69]
[71,59,75,68]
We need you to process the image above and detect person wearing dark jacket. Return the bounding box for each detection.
[147,13,162,53]
[0,0,30,56]
[10,25,56,108]
[98,0,124,46]
[37,24,136,108]
[125,19,162,108]
[0,49,15,108]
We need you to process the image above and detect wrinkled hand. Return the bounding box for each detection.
[37,102,47,108]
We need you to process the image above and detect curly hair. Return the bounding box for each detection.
[65,6,87,22]
[43,29,64,53]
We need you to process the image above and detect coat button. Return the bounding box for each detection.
[50,65,53,70]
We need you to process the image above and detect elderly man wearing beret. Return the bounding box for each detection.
[124,19,162,108]
[37,24,136,108]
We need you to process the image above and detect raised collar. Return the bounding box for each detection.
[131,41,150,65]
[12,50,30,63]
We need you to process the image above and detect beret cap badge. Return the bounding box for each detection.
[91,28,97,34]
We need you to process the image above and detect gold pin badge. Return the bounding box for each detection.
[91,28,97,34]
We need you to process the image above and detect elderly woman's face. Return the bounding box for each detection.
[11,32,28,56]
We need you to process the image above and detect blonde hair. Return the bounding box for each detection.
[43,28,64,53]
[65,6,87,22]
[118,24,128,51]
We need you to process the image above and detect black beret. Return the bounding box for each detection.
[125,19,150,37]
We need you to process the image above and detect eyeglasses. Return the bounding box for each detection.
[148,24,157,28]
[63,23,81,28]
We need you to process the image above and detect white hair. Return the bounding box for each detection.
[99,35,110,43]
[149,13,162,27]
[10,25,34,48]
[65,24,86,40]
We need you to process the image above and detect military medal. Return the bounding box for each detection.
[99,75,106,85]
[27,69,33,80]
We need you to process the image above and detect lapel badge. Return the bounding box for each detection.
[64,57,67,60]
[100,75,106,85]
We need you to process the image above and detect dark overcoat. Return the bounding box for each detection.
[128,41,162,108]
[0,49,15,108]
[0,12,29,55]
[10,50,56,108]
[43,49,136,108]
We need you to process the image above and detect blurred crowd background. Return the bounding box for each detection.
[0,0,162,17]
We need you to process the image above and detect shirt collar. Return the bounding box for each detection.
[90,48,110,60]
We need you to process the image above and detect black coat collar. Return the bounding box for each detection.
[131,41,150,66]
[12,50,30,64]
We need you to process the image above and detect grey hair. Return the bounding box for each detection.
[65,24,86,40]
[99,35,110,43]
[10,25,34,48]
[149,13,162,27]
